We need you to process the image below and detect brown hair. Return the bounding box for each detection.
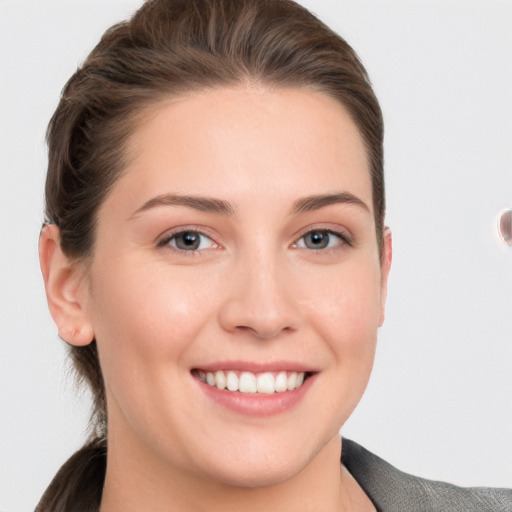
[37,0,384,509]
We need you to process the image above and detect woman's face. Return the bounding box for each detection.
[80,86,391,486]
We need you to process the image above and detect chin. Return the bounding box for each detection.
[191,433,328,490]
[202,458,301,489]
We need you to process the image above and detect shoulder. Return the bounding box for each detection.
[341,438,512,512]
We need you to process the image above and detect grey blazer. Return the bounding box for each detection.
[342,439,512,511]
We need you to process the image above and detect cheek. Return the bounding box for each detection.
[86,261,221,449]
[87,261,215,384]
[289,262,382,436]
[308,261,382,351]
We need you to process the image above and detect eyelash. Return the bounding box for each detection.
[157,226,352,256]
[156,228,219,255]
[292,228,353,251]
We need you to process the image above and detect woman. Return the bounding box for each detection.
[37,0,511,510]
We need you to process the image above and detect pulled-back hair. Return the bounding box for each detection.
[38,0,384,509]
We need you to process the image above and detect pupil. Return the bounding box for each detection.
[178,232,200,250]
[307,231,328,249]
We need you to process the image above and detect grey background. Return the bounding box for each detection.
[1,1,510,510]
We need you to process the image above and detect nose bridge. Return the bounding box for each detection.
[219,241,299,339]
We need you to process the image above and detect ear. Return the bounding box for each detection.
[39,224,94,346]
[378,227,392,327]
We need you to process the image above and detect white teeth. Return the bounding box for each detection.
[226,371,239,391]
[275,371,287,392]
[200,370,307,394]
[286,372,297,391]
[256,372,275,394]
[214,370,226,390]
[239,372,257,393]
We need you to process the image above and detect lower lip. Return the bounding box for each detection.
[195,374,316,417]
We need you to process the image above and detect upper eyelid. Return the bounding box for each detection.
[155,225,218,245]
[293,225,353,243]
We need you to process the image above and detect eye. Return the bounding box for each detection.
[160,230,216,251]
[294,229,349,250]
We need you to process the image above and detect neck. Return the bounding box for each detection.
[100,432,372,512]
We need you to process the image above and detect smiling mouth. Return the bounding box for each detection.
[192,369,311,394]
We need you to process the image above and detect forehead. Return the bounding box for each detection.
[110,86,373,215]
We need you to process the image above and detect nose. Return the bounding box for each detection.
[218,251,300,340]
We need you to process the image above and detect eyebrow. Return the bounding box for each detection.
[131,191,369,219]
[291,192,370,214]
[132,194,236,217]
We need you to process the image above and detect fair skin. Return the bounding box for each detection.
[40,86,391,511]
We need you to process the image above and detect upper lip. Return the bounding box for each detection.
[192,360,318,373]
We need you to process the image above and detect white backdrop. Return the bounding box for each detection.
[1,1,510,510]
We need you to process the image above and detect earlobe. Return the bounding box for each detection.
[39,224,94,346]
[378,227,392,327]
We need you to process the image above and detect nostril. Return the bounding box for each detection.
[235,324,291,340]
